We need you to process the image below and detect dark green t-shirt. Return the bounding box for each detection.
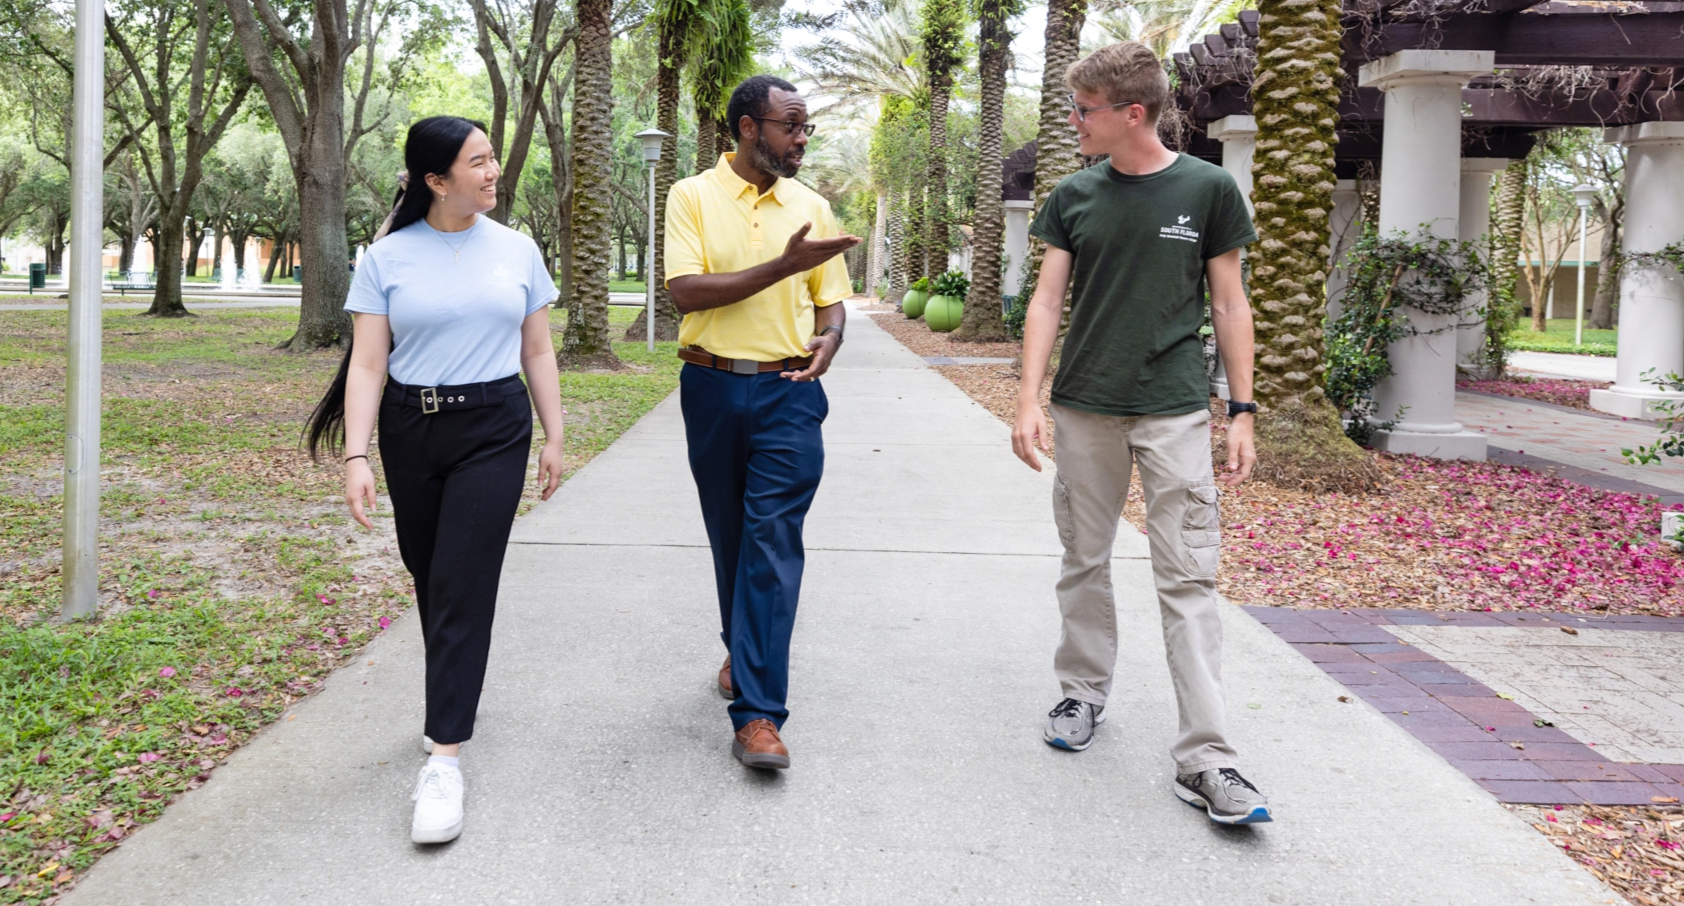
[1030,153,1255,417]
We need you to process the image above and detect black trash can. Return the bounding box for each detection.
[29,263,46,294]
[292,265,302,283]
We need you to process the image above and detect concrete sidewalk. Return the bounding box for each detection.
[62,303,1611,905]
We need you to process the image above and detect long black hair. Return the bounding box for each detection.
[303,115,489,461]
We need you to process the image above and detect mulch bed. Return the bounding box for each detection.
[1513,803,1684,905]
[1459,375,1610,411]
[867,308,1023,360]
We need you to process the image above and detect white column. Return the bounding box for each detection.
[1456,158,1508,372]
[1590,122,1684,418]
[1326,179,1362,319]
[1206,115,1257,400]
[1002,198,1034,297]
[1359,50,1493,460]
[1208,115,1257,215]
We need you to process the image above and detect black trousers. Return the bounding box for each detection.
[378,374,531,744]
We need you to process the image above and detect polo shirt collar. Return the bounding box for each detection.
[714,152,788,205]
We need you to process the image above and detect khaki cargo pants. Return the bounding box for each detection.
[1049,402,1238,772]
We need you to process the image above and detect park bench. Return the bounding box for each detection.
[109,271,156,296]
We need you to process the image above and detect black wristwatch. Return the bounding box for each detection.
[1226,400,1258,418]
[819,325,843,342]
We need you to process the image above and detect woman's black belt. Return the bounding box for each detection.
[386,374,526,414]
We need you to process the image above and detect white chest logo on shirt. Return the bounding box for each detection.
[1160,216,1199,243]
[489,263,515,286]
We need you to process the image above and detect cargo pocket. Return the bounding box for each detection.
[1052,474,1076,546]
[1181,481,1221,580]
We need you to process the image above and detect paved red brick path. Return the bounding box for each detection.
[1249,606,1684,806]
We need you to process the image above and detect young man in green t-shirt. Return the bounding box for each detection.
[1013,41,1270,824]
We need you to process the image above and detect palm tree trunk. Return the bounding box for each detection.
[559,0,621,369]
[626,21,682,342]
[869,187,888,298]
[1248,0,1379,491]
[697,117,717,175]
[1029,0,1085,292]
[1485,159,1526,373]
[906,185,927,284]
[888,194,908,303]
[952,2,1008,342]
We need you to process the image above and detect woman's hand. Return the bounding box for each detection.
[346,458,378,528]
[537,437,564,501]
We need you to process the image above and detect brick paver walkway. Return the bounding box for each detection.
[1250,607,1684,807]
[1457,391,1684,501]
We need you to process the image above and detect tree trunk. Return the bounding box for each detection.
[47,211,67,274]
[184,215,200,277]
[906,185,927,284]
[867,187,888,298]
[1482,159,1526,377]
[888,194,908,303]
[1247,0,1379,492]
[212,221,225,278]
[1590,194,1622,330]
[147,216,191,317]
[951,2,1008,343]
[624,24,682,343]
[231,230,248,270]
[286,130,354,349]
[119,233,136,274]
[1028,0,1085,290]
[697,117,717,175]
[559,0,621,369]
[262,234,282,283]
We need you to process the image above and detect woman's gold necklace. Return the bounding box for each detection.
[434,223,473,263]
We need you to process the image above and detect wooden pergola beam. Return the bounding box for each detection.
[1343,12,1684,66]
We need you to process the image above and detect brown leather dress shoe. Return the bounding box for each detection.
[732,719,790,770]
[717,655,734,699]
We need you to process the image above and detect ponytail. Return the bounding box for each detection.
[303,115,487,461]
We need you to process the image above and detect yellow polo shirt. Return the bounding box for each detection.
[664,154,853,361]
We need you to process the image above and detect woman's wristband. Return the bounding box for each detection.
[345,454,369,464]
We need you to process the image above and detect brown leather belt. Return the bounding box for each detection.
[678,345,812,375]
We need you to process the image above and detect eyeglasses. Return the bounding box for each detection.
[750,117,816,137]
[1067,94,1139,122]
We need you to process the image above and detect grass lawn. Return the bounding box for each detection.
[0,305,677,902]
[1506,318,1618,357]
[607,280,646,294]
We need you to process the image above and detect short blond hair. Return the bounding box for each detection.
[1065,41,1170,123]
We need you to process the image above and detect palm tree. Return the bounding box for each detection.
[559,0,620,368]
[952,0,1022,341]
[689,0,754,170]
[1030,0,1086,291]
[1247,0,1378,489]
[794,0,925,296]
[920,0,966,280]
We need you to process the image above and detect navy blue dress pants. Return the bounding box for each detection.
[378,376,531,745]
[680,363,827,730]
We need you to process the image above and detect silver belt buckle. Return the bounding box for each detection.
[729,357,759,376]
[420,387,440,414]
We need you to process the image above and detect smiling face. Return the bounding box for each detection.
[742,88,810,179]
[1068,88,1146,158]
[425,128,500,219]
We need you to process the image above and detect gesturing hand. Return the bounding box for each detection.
[781,222,861,275]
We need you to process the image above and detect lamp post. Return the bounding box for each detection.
[635,128,670,353]
[63,0,105,619]
[1572,183,1597,348]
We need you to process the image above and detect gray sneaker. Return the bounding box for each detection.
[1175,768,1273,824]
[1043,698,1105,751]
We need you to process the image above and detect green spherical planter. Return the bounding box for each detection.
[901,289,929,319]
[925,294,963,332]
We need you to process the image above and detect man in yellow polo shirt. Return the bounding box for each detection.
[665,74,858,771]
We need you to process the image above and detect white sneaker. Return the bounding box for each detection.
[410,762,464,843]
[422,735,433,754]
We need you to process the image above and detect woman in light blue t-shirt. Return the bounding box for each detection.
[304,116,566,845]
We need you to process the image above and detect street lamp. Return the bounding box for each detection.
[1572,183,1597,348]
[63,0,105,619]
[635,128,670,353]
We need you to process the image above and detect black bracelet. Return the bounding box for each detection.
[820,326,843,340]
[345,454,369,464]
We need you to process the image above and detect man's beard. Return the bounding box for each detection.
[750,131,800,179]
